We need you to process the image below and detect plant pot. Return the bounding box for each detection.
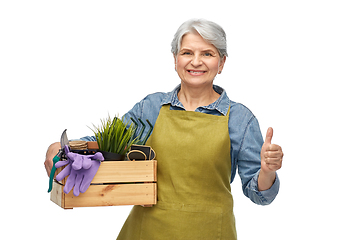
[100,151,126,161]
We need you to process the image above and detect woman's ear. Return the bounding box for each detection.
[218,56,226,74]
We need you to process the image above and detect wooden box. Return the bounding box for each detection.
[50,142,157,209]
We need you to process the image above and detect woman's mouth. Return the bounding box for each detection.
[187,70,206,76]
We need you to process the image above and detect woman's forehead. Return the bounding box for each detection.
[180,32,217,51]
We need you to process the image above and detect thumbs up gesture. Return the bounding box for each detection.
[260,127,283,174]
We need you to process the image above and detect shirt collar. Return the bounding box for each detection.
[161,84,230,116]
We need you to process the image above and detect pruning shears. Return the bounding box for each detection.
[47,129,69,193]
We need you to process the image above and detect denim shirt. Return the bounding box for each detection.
[81,85,279,205]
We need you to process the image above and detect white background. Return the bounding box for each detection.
[1,0,359,239]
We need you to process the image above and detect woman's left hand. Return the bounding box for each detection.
[260,127,283,173]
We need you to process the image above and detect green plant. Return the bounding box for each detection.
[89,115,137,155]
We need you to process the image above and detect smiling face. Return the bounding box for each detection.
[174,32,226,88]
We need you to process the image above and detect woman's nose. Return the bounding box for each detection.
[191,55,202,67]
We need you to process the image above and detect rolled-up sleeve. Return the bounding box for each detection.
[246,169,280,205]
[237,117,280,205]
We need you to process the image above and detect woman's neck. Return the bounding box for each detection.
[177,83,220,111]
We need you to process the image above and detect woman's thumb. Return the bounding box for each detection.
[265,127,273,144]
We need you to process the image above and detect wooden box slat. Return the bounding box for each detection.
[51,182,157,209]
[93,160,157,183]
[56,160,157,185]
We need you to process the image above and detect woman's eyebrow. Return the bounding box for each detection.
[179,47,192,51]
[202,49,216,53]
[180,48,216,53]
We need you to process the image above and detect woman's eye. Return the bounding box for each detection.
[182,52,191,55]
[204,52,213,57]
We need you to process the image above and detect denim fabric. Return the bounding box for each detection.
[81,85,279,205]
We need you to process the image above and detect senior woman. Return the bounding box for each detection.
[45,19,283,240]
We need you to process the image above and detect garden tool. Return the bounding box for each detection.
[47,129,69,193]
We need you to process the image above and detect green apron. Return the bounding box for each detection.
[117,104,237,240]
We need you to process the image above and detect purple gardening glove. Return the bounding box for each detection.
[55,145,104,196]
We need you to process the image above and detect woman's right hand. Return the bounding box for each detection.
[44,142,61,176]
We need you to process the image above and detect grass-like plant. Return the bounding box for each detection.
[89,115,137,155]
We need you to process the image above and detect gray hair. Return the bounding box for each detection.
[171,19,228,58]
